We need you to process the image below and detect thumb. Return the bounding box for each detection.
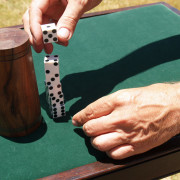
[57,0,86,42]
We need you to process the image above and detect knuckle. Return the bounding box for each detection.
[107,151,119,160]
[111,91,122,106]
[92,138,105,151]
[83,124,92,136]
[75,0,89,7]
[77,119,83,126]
[100,95,114,110]
[82,104,94,120]
[80,0,89,6]
[61,16,78,28]
[114,89,138,106]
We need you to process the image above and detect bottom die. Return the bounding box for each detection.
[44,80,66,118]
[52,104,66,118]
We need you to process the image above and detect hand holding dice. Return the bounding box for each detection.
[23,0,103,54]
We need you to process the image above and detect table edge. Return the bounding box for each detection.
[39,136,180,180]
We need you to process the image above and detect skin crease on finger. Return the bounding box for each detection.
[74,83,180,159]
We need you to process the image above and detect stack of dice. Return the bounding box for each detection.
[41,23,66,118]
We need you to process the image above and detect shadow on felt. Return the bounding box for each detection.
[60,35,180,116]
[74,129,180,163]
[39,92,71,123]
[40,35,180,120]
[4,35,180,144]
[38,35,180,157]
[64,35,180,159]
[2,119,47,143]
[74,128,106,161]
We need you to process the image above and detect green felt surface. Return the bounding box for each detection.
[1,4,180,180]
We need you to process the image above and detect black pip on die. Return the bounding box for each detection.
[44,55,66,118]
[41,23,58,44]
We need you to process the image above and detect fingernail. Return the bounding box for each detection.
[58,28,70,40]
[72,119,79,126]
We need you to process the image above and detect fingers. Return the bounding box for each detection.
[29,7,42,45]
[91,132,127,152]
[23,1,46,53]
[44,43,53,54]
[56,41,69,47]
[29,4,44,52]
[83,115,116,137]
[23,8,44,53]
[28,0,53,53]
[72,95,115,126]
[107,144,135,160]
[23,9,33,44]
[57,0,87,43]
[24,0,92,53]
[91,132,135,160]
[29,0,47,45]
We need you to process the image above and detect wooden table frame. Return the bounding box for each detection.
[7,2,180,180]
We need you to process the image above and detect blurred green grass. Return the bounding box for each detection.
[90,0,180,12]
[0,0,30,27]
[0,0,180,28]
[0,0,179,179]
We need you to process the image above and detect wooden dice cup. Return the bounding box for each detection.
[0,28,42,137]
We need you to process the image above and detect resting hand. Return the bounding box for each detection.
[22,0,102,54]
[72,83,180,160]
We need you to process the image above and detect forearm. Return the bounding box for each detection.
[174,82,180,134]
[146,82,180,136]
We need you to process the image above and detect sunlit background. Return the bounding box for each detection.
[0,0,180,27]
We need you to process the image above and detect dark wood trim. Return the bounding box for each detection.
[93,151,180,180]
[82,1,180,18]
[37,2,180,180]
[6,24,24,29]
[162,1,180,15]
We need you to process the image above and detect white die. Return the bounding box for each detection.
[44,54,66,118]
[41,23,58,44]
[44,55,62,91]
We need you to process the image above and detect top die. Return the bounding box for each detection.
[41,23,58,44]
